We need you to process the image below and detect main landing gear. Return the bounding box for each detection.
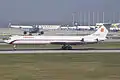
[61,44,72,50]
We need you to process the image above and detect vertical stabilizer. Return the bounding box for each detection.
[85,25,108,41]
[90,25,108,39]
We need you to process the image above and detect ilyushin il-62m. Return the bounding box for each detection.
[4,26,108,50]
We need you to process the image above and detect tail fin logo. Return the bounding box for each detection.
[100,28,104,32]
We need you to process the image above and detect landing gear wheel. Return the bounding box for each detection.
[67,45,72,50]
[61,45,66,50]
[61,45,72,50]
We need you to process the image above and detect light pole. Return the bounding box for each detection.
[93,12,95,25]
[88,11,90,26]
[103,12,105,23]
[72,13,75,27]
[97,11,99,23]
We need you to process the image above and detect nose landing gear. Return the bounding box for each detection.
[13,45,17,50]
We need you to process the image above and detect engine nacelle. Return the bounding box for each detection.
[81,38,101,43]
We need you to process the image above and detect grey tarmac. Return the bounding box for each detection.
[0,49,120,54]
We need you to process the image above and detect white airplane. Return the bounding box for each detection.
[4,25,108,50]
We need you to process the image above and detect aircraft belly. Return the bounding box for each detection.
[50,41,81,45]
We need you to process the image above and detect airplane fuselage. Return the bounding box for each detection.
[5,35,98,45]
[4,25,108,50]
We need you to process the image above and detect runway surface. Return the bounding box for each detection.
[0,48,120,54]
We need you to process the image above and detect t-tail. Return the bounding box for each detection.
[91,25,108,40]
[84,25,108,42]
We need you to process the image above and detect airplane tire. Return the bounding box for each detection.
[67,45,72,50]
[61,46,66,50]
[61,45,72,50]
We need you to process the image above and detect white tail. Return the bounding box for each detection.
[84,25,108,41]
[90,25,108,39]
